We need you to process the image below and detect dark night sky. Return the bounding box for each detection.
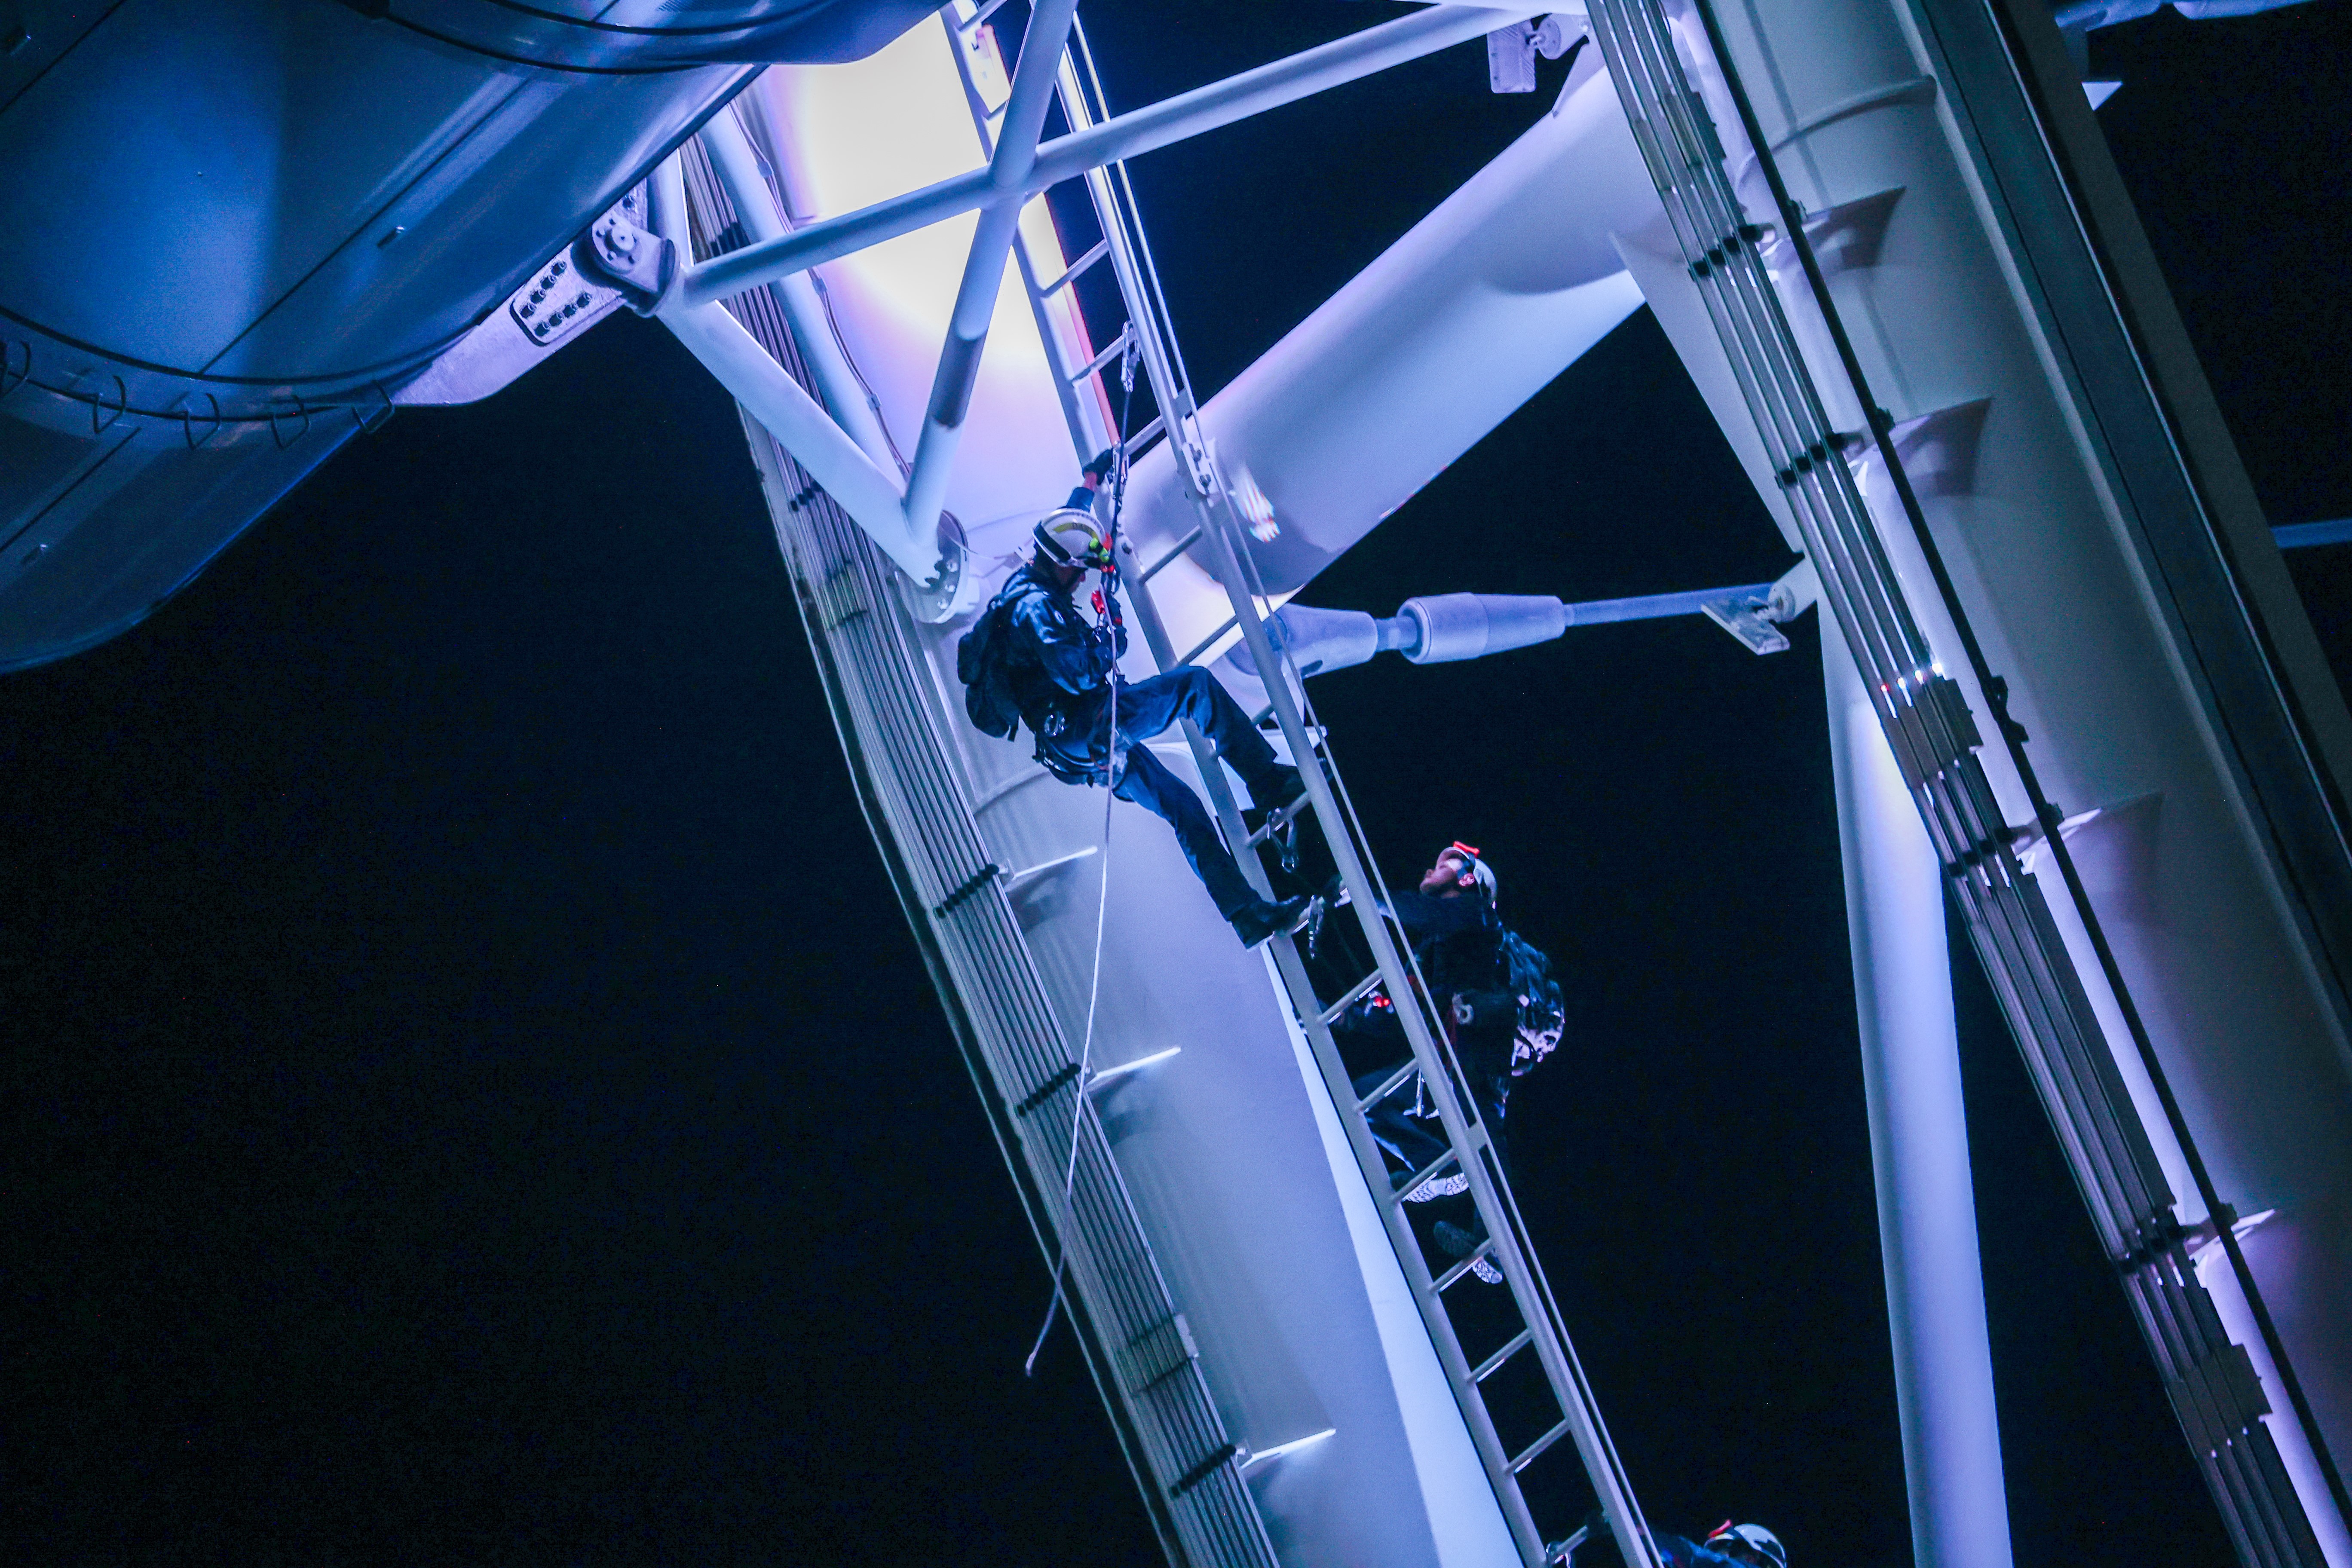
[9,5,2349,1564]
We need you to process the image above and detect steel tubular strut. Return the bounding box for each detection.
[1580,0,2343,1556]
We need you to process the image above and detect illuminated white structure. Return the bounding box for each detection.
[3,4,2347,1567]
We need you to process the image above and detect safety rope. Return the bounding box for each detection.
[1026,339,1143,1375]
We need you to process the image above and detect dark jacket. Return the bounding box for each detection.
[989,561,1128,781]
[1390,890,1519,1096]
[1655,1538,1750,1568]
[1389,891,1505,999]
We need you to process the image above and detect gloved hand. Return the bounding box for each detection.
[1082,447,1118,484]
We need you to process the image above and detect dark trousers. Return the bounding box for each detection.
[1347,1009,1512,1200]
[1105,667,1281,920]
[1354,1065,1453,1176]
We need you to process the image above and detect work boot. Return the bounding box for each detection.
[1395,1170,1470,1204]
[1231,893,1314,949]
[1435,1220,1504,1285]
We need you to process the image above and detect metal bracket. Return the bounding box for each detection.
[1488,15,1578,92]
[1175,410,1221,502]
[1700,588,1790,654]
[1236,1427,1335,1477]
[904,509,975,624]
[582,207,678,314]
[516,245,625,349]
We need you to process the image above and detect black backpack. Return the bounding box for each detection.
[956,594,1025,742]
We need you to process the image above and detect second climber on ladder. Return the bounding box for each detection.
[1337,842,1566,1281]
[959,487,1314,949]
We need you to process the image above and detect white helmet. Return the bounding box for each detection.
[1443,840,1498,903]
[1704,1523,1787,1568]
[1032,507,1112,570]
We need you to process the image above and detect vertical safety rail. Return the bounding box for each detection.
[672,130,1281,1568]
[940,8,1669,1563]
[1577,2,2328,1564]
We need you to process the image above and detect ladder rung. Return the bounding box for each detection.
[1244,794,1312,848]
[1355,1055,1416,1110]
[1173,611,1239,669]
[1434,1237,1499,1292]
[1510,1416,1574,1475]
[1324,971,1389,1032]
[1139,522,1201,582]
[1068,324,1136,386]
[1472,1328,1533,1384]
[958,0,1014,31]
[1039,238,1110,295]
[1123,414,1166,457]
[1387,1148,1456,1208]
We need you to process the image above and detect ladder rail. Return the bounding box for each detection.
[1183,458,1667,1568]
[1206,564,1638,1496]
[940,11,1666,1561]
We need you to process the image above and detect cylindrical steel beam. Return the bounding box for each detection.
[698,108,901,471]
[677,3,1540,309]
[1825,630,2017,1568]
[901,0,1082,545]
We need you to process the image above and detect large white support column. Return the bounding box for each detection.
[1824,631,2016,1568]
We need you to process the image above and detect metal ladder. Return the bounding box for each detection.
[944,10,1666,1565]
[672,122,1285,1568]
[1576,1,2331,1565]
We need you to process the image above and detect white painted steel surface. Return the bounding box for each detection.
[681,0,2352,1557]
[753,31,1093,548]
[1607,0,2351,1553]
[1115,59,1660,661]
[679,3,1544,312]
[1826,632,2015,1568]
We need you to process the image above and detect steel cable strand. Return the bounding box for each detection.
[1027,343,1142,1375]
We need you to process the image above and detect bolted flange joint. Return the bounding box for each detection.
[581,211,677,315]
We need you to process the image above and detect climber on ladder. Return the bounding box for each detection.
[1337,842,1565,1280]
[959,456,1314,948]
[1564,1513,1788,1568]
